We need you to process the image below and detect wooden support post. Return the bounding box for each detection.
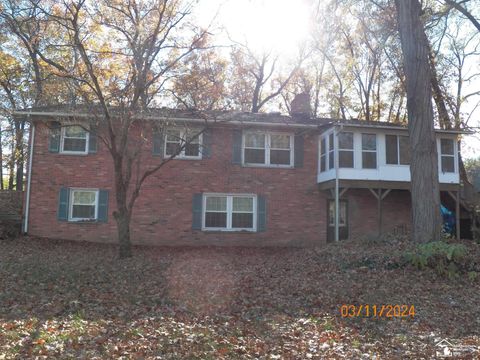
[456,190,461,240]
[378,189,383,236]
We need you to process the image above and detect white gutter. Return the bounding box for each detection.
[12,111,321,129]
[23,120,34,234]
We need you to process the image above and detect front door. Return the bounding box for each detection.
[327,199,348,242]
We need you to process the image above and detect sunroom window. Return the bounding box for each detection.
[338,132,354,168]
[61,126,88,153]
[243,132,293,166]
[361,133,377,169]
[440,138,455,173]
[386,135,410,165]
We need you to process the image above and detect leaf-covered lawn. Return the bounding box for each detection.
[0,237,479,359]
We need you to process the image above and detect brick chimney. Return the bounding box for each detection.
[290,93,311,118]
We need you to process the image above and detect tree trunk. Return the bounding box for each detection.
[395,0,443,243]
[114,208,132,258]
[428,46,452,130]
[0,125,3,190]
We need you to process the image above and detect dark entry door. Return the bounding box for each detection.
[327,199,348,242]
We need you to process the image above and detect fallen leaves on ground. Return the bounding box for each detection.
[0,236,479,359]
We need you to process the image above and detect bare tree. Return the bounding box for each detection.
[26,0,211,257]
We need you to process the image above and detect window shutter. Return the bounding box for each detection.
[202,129,212,158]
[49,122,61,153]
[192,193,203,230]
[97,190,109,223]
[257,195,266,232]
[88,128,97,154]
[153,130,164,157]
[58,187,70,221]
[294,134,304,168]
[232,129,242,164]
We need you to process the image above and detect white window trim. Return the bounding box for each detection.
[202,193,257,232]
[242,132,294,168]
[60,126,89,155]
[68,188,99,222]
[164,128,203,160]
[361,133,378,169]
[439,138,456,173]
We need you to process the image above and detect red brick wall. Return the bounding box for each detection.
[27,121,412,246]
[346,189,411,240]
[27,122,328,246]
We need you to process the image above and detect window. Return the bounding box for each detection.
[243,132,293,166]
[320,137,327,172]
[164,129,202,159]
[361,133,377,169]
[440,138,455,173]
[386,135,410,165]
[328,133,334,169]
[69,189,98,221]
[61,126,89,153]
[203,194,256,231]
[338,132,354,168]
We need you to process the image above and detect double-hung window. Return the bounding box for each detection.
[164,129,202,159]
[61,126,89,154]
[361,133,377,169]
[338,132,354,168]
[203,194,256,231]
[69,189,98,221]
[243,132,293,166]
[440,138,455,173]
[386,135,410,165]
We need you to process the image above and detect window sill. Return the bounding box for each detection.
[201,228,256,233]
[59,151,89,156]
[242,163,293,169]
[67,219,100,224]
[164,156,203,161]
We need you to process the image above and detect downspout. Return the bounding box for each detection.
[334,125,339,242]
[23,118,34,234]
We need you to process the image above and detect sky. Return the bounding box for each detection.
[193,0,479,159]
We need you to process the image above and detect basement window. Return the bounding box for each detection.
[203,194,256,231]
[69,189,98,221]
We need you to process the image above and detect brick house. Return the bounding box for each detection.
[15,105,468,246]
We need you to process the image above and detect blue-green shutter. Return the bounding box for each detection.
[49,122,61,153]
[257,195,266,232]
[202,129,212,158]
[88,128,97,154]
[58,187,70,221]
[97,190,109,222]
[192,193,203,230]
[153,130,164,157]
[294,134,304,168]
[232,129,242,164]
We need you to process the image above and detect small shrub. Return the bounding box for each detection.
[404,241,468,278]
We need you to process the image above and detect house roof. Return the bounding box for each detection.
[13,105,471,134]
